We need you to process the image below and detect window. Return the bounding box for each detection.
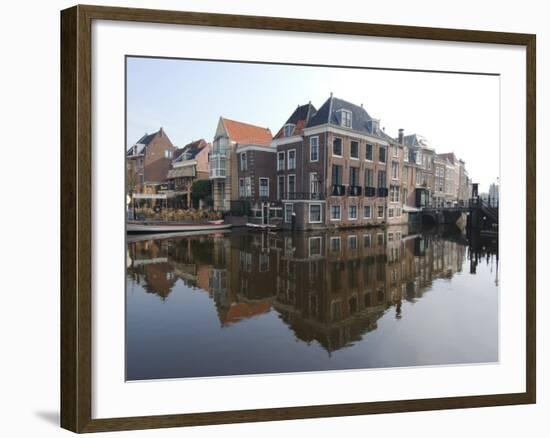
[379,146,387,163]
[390,185,400,203]
[363,234,371,248]
[238,178,245,197]
[348,235,358,249]
[364,205,372,219]
[164,149,172,159]
[377,170,387,188]
[404,146,409,162]
[339,109,352,128]
[350,141,359,159]
[277,176,285,200]
[331,205,341,220]
[365,168,374,187]
[402,166,408,181]
[240,152,247,171]
[331,237,341,252]
[287,174,296,195]
[365,144,373,161]
[388,208,394,218]
[349,167,359,186]
[377,233,384,245]
[396,208,401,217]
[377,205,385,219]
[309,237,322,256]
[245,177,252,197]
[416,171,423,185]
[349,205,357,220]
[310,136,319,162]
[288,149,296,170]
[259,177,269,198]
[391,161,399,179]
[333,137,343,156]
[284,203,293,223]
[393,145,399,157]
[309,204,322,223]
[283,124,295,137]
[277,151,285,171]
[388,232,394,241]
[332,164,343,185]
[310,172,319,195]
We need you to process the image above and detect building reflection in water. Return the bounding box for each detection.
[127,225,498,356]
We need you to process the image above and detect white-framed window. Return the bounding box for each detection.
[388,232,394,242]
[284,203,294,223]
[365,168,374,187]
[388,208,395,218]
[309,204,322,223]
[287,174,296,196]
[310,136,319,162]
[309,237,322,257]
[245,177,252,197]
[377,205,385,219]
[238,178,245,197]
[259,177,269,198]
[363,205,372,219]
[379,146,387,163]
[396,208,401,217]
[339,109,352,128]
[333,137,343,157]
[363,234,371,248]
[277,151,285,171]
[393,145,399,157]
[350,140,359,159]
[164,149,173,159]
[288,149,296,170]
[277,175,285,200]
[330,237,341,252]
[391,161,399,179]
[349,205,358,220]
[365,143,373,161]
[404,146,409,162]
[330,204,341,221]
[348,235,358,250]
[310,172,319,195]
[240,152,247,171]
[283,123,295,137]
[390,185,400,203]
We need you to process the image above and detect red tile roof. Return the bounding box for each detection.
[222,118,272,146]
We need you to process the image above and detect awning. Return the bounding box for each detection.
[167,166,195,179]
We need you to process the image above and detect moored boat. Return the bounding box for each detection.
[127,220,231,234]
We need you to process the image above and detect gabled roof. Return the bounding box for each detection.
[127,127,170,156]
[306,95,389,139]
[437,152,457,164]
[274,103,317,139]
[174,139,209,162]
[222,118,272,146]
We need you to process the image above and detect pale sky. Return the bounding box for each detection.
[127,57,499,192]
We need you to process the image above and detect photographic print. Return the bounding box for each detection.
[125,57,500,381]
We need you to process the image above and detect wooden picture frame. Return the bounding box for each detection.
[60,4,536,433]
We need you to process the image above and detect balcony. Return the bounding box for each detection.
[348,185,362,196]
[377,187,389,197]
[364,186,376,197]
[331,184,345,196]
[209,154,227,179]
[282,192,325,201]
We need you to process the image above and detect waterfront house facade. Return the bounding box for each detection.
[126,127,176,195]
[209,117,273,212]
[273,95,407,231]
[166,139,211,208]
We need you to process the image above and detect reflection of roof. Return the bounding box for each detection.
[219,301,272,325]
[127,128,170,156]
[222,118,272,145]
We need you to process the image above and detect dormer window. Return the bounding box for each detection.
[283,124,295,137]
[338,109,352,128]
[369,119,380,134]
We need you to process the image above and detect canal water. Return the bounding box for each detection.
[126,226,498,380]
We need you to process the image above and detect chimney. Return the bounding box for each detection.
[159,127,164,137]
[398,128,404,144]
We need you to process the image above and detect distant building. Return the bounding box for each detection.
[209,117,273,212]
[488,182,499,205]
[166,139,211,208]
[126,127,176,195]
